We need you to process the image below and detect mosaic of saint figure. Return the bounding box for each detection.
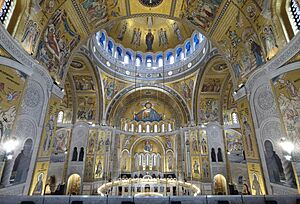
[158,28,168,47]
[134,102,162,122]
[33,173,44,195]
[144,140,152,152]
[145,29,154,51]
[131,28,141,47]
[252,174,261,195]
[264,140,285,183]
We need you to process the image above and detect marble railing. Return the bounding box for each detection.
[0,195,300,204]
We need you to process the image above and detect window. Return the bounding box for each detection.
[290,0,300,33]
[157,57,163,67]
[139,154,143,166]
[79,147,84,161]
[161,124,165,132]
[0,0,15,27]
[124,123,128,131]
[138,124,142,133]
[124,54,129,64]
[193,34,200,49]
[169,55,174,65]
[146,124,150,133]
[108,41,113,55]
[185,41,191,56]
[154,124,158,133]
[124,51,132,64]
[176,48,183,60]
[136,56,142,66]
[232,112,239,124]
[168,123,172,132]
[57,111,64,123]
[99,32,106,47]
[146,154,149,166]
[146,56,152,68]
[131,124,135,132]
[153,155,156,166]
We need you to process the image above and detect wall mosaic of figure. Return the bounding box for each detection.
[247,163,266,195]
[225,130,244,162]
[94,130,110,179]
[171,76,195,109]
[102,73,128,104]
[84,129,97,182]
[77,96,96,122]
[30,162,49,195]
[38,95,60,157]
[237,97,258,159]
[184,129,210,181]
[73,75,95,91]
[56,77,73,124]
[36,9,81,85]
[201,78,222,93]
[50,129,70,163]
[198,97,220,123]
[0,65,26,143]
[272,69,300,154]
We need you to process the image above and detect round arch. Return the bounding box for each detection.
[105,85,191,127]
[66,173,81,195]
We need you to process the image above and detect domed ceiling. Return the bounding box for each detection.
[104,16,194,52]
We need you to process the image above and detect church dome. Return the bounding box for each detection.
[90,16,209,82]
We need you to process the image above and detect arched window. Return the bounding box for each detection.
[124,54,129,64]
[136,55,142,66]
[185,41,191,56]
[0,0,15,28]
[57,111,64,123]
[211,148,216,162]
[193,34,200,49]
[138,124,142,133]
[139,154,143,166]
[131,124,135,132]
[168,123,172,132]
[146,56,152,68]
[146,154,149,166]
[124,123,128,131]
[157,55,163,67]
[99,32,106,47]
[217,148,223,162]
[154,124,158,133]
[176,47,183,60]
[72,147,78,161]
[232,112,239,124]
[152,155,156,166]
[161,124,165,132]
[124,51,132,64]
[146,124,150,133]
[166,52,174,64]
[108,41,114,55]
[78,147,84,161]
[199,34,204,43]
[115,47,122,59]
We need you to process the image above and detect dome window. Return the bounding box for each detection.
[146,56,152,68]
[99,32,106,47]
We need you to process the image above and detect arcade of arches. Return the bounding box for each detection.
[1,0,300,198]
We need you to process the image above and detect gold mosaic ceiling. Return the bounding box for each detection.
[104,16,194,52]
